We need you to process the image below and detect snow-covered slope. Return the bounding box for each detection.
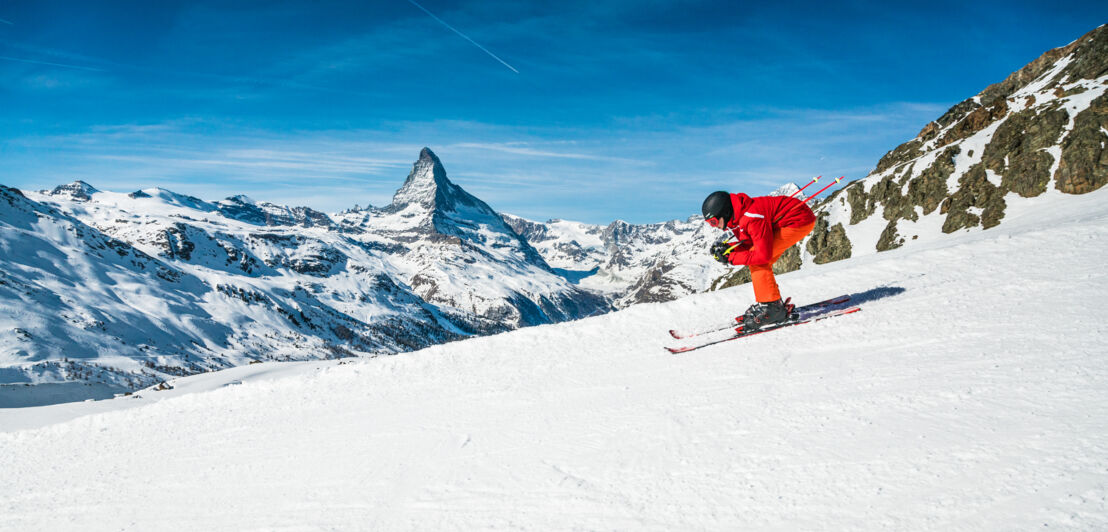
[2,182,1105,530]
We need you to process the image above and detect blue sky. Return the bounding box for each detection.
[1,1,1104,224]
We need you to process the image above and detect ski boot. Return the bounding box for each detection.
[736,298,796,332]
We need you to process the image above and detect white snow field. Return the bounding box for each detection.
[2,186,1107,531]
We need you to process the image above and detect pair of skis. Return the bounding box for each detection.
[665,295,860,354]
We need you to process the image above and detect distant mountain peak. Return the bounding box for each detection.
[769,182,803,200]
[46,181,99,201]
[225,194,257,205]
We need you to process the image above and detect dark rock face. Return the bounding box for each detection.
[870,26,1106,186]
[983,106,1068,198]
[1056,26,1108,82]
[847,181,879,225]
[911,146,959,216]
[1056,91,1108,194]
[941,166,1007,233]
[806,215,852,264]
[935,100,1011,149]
[876,220,905,252]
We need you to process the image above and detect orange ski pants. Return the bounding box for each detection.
[750,221,815,303]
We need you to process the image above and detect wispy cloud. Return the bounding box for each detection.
[92,152,405,179]
[450,142,650,165]
[0,17,13,26]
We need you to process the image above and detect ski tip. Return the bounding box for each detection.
[666,346,691,354]
[668,329,681,339]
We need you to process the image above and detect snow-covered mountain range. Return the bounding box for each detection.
[1,148,607,402]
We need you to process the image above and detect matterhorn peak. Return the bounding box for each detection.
[386,147,496,220]
[377,148,551,267]
[389,147,457,210]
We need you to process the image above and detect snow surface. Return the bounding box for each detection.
[2,186,1107,530]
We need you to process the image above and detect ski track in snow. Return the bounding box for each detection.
[2,188,1108,530]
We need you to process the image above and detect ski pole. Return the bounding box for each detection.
[803,175,844,205]
[771,176,844,224]
[788,176,821,200]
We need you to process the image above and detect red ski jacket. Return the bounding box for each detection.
[724,193,816,266]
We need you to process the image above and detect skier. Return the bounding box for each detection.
[701,190,816,331]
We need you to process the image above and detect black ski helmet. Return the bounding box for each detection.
[701,191,733,224]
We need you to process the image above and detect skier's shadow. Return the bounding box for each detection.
[843,285,906,306]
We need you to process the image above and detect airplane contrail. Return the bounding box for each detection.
[0,55,106,72]
[403,0,519,74]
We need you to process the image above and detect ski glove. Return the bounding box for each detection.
[709,241,732,265]
[710,240,753,265]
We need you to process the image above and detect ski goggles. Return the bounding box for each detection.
[705,216,724,228]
